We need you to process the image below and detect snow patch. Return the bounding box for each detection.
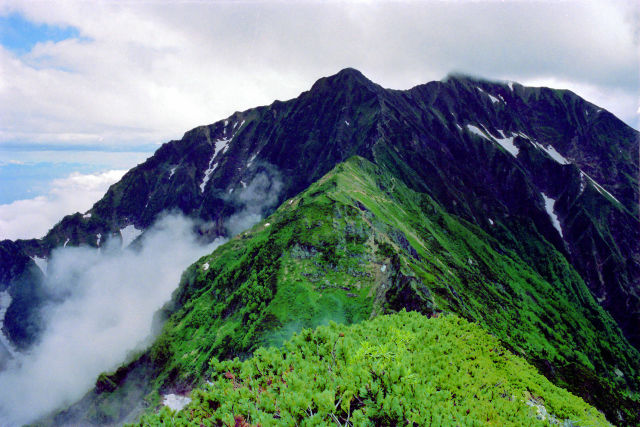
[63,238,70,248]
[541,193,563,237]
[345,120,350,126]
[507,81,514,91]
[83,213,91,219]
[214,138,231,158]
[579,173,587,194]
[477,87,501,104]
[199,120,244,193]
[240,180,247,188]
[532,142,569,165]
[494,130,519,157]
[32,256,48,274]
[0,291,18,358]
[466,125,490,140]
[580,171,621,204]
[169,166,177,179]
[488,218,494,225]
[247,154,257,169]
[467,125,519,157]
[455,124,462,131]
[581,172,618,201]
[162,394,191,411]
[488,94,500,104]
[202,262,209,271]
[96,233,102,247]
[199,161,218,193]
[199,138,230,193]
[120,225,142,248]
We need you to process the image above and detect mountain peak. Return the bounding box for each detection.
[333,67,367,79]
[309,67,379,94]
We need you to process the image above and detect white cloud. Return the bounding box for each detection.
[0,214,225,425]
[0,169,125,239]
[0,0,637,152]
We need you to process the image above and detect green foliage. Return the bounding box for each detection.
[132,312,610,426]
[102,156,639,424]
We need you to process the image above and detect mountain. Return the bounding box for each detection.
[0,69,638,424]
[46,156,639,425]
[3,69,638,352]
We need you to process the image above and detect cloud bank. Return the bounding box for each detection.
[0,0,637,153]
[0,169,125,239]
[0,213,225,425]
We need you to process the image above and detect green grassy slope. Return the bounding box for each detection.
[69,156,638,425]
[133,312,610,426]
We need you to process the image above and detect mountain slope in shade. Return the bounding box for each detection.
[46,157,638,426]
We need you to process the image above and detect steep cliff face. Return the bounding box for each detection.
[0,240,45,350]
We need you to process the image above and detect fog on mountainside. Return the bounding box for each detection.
[0,214,225,425]
[225,170,283,236]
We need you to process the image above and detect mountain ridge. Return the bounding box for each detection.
[44,155,639,425]
[0,68,638,424]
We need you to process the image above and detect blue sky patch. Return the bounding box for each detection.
[0,145,153,204]
[0,12,81,55]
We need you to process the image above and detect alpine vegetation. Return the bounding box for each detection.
[135,312,610,426]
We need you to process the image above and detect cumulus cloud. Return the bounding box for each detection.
[0,169,125,239]
[0,213,225,425]
[0,0,637,152]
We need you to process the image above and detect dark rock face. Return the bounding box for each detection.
[0,241,45,349]
[1,68,638,351]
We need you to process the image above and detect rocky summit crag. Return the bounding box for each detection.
[0,69,638,425]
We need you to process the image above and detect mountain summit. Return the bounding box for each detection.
[309,67,382,93]
[0,69,638,425]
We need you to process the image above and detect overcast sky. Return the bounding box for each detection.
[0,0,638,237]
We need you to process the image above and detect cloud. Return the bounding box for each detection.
[0,213,225,425]
[0,0,637,153]
[0,169,125,239]
[225,169,283,236]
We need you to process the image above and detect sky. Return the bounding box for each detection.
[0,0,638,239]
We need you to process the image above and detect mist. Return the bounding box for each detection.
[0,214,224,425]
[226,170,283,236]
